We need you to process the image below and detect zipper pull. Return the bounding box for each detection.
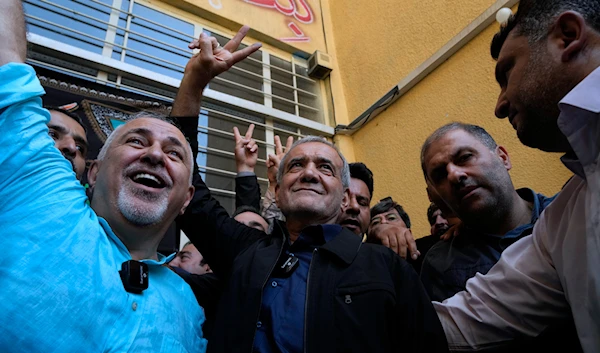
[344,294,352,304]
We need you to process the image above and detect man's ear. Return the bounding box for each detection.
[275,183,280,205]
[179,185,195,215]
[496,145,512,171]
[87,160,100,188]
[549,11,588,62]
[341,189,350,210]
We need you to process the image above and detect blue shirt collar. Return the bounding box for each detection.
[98,217,175,265]
[465,188,550,239]
[295,224,343,247]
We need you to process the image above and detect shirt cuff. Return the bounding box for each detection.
[237,171,256,178]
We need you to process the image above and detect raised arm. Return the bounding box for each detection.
[173,27,265,279]
[261,135,293,225]
[233,124,262,210]
[0,0,26,66]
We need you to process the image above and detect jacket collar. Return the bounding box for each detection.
[320,227,362,265]
[273,220,362,265]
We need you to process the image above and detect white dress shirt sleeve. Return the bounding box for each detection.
[433,213,572,351]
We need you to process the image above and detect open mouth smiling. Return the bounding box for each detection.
[130,172,167,189]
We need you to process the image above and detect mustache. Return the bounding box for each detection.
[123,163,172,187]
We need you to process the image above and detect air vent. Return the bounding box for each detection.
[307,50,332,79]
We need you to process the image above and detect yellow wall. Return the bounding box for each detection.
[325,2,572,236]
[327,0,498,121]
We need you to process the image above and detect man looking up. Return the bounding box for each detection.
[45,105,89,180]
[171,29,448,352]
[419,123,554,301]
[169,241,212,276]
[0,3,257,350]
[434,1,600,351]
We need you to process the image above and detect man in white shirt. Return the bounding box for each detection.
[434,1,600,351]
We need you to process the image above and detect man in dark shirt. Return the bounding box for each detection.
[172,26,448,353]
[419,122,555,301]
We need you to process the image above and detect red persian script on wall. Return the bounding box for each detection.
[243,0,314,42]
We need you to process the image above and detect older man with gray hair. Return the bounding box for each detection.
[0,1,261,350]
[172,29,447,352]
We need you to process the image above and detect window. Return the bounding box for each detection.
[24,0,332,215]
[24,0,113,54]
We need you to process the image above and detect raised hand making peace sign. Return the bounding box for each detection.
[171,26,262,117]
[267,135,294,185]
[186,25,262,88]
[233,124,259,174]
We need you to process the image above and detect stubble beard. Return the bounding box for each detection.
[117,185,169,227]
[517,45,572,152]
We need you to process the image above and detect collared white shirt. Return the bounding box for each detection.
[434,66,600,352]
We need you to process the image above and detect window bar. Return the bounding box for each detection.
[262,51,272,108]
[119,0,135,65]
[197,145,267,164]
[200,165,268,183]
[31,0,194,57]
[291,56,300,116]
[25,14,187,71]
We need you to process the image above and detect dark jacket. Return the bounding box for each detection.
[420,189,555,302]
[178,174,448,353]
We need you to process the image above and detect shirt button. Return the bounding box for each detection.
[271,281,278,288]
[256,321,262,328]
[132,302,138,311]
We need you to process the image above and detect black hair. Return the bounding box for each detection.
[426,202,441,226]
[491,0,600,60]
[349,162,374,197]
[44,105,87,133]
[370,197,411,228]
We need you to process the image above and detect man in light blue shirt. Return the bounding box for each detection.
[0,1,206,351]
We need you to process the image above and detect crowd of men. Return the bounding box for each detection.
[0,0,598,352]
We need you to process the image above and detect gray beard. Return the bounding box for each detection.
[117,186,168,227]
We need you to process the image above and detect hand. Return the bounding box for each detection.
[185,25,262,89]
[367,224,420,260]
[266,135,294,184]
[440,220,463,241]
[233,124,258,173]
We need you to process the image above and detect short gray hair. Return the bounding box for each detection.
[276,135,350,189]
[97,112,194,185]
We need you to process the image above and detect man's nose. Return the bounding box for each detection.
[435,215,448,226]
[300,163,318,182]
[447,164,467,185]
[141,143,166,166]
[57,136,77,160]
[345,196,360,214]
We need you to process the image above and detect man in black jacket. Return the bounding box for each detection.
[173,26,448,353]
